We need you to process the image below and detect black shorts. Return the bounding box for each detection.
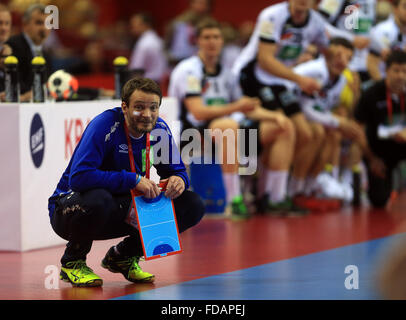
[239,60,302,117]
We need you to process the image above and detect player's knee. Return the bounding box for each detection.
[313,125,326,144]
[368,192,390,208]
[296,126,313,145]
[367,184,391,208]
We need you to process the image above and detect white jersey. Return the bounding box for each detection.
[129,30,168,82]
[291,56,347,128]
[232,2,351,86]
[369,15,406,76]
[318,0,376,72]
[168,55,244,128]
[369,15,406,54]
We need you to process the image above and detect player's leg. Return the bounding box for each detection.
[289,115,325,198]
[308,128,341,181]
[51,189,125,287]
[341,141,364,205]
[259,115,295,206]
[208,117,248,217]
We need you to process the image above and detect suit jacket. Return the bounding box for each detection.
[6,33,52,94]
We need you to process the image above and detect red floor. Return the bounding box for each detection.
[1,194,406,300]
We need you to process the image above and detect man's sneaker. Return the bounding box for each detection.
[101,247,155,283]
[230,195,250,220]
[60,260,103,287]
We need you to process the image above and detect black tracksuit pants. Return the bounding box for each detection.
[51,189,205,265]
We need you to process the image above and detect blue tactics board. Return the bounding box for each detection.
[133,193,182,260]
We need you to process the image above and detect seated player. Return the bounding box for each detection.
[286,38,364,208]
[169,19,296,218]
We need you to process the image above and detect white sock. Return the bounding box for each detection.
[288,176,305,197]
[341,167,353,185]
[332,166,339,180]
[223,173,241,203]
[265,170,288,203]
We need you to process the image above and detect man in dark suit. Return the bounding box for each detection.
[6,3,52,101]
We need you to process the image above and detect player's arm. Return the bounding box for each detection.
[367,26,389,81]
[69,116,140,193]
[257,41,320,94]
[183,95,257,121]
[244,103,290,130]
[367,52,383,81]
[355,122,387,178]
[324,23,370,49]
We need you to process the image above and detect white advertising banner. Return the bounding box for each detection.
[0,97,179,251]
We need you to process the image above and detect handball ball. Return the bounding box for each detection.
[47,70,79,101]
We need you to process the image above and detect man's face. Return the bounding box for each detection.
[122,90,160,135]
[23,9,50,46]
[0,11,11,44]
[386,62,406,93]
[396,0,406,26]
[289,0,313,24]
[326,44,353,77]
[197,27,223,60]
[130,15,145,38]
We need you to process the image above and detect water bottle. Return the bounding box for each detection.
[4,55,19,103]
[31,56,47,102]
[113,56,128,99]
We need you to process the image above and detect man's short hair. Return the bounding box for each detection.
[329,37,354,51]
[386,50,406,69]
[22,3,46,23]
[121,77,162,106]
[134,12,155,28]
[196,18,221,37]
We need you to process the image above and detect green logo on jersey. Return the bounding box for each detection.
[205,97,227,106]
[313,105,323,112]
[277,45,302,61]
[354,18,372,34]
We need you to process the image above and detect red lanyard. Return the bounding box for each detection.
[123,121,150,178]
[386,88,405,124]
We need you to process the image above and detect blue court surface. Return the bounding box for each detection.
[113,233,406,300]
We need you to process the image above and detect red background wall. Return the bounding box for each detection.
[96,0,281,34]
